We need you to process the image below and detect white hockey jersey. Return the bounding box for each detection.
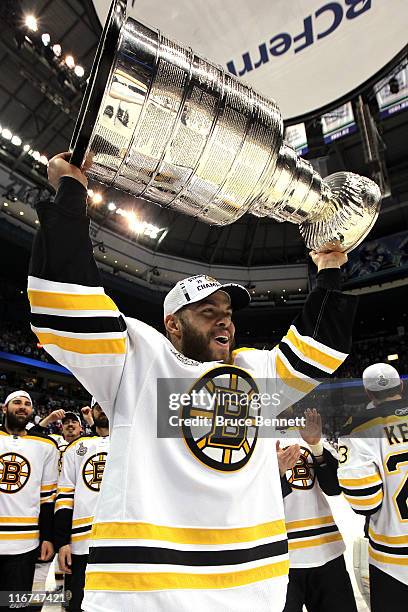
[0,429,59,554]
[55,435,109,555]
[278,431,345,568]
[338,399,408,585]
[27,176,357,612]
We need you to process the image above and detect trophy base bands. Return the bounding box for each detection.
[0,591,66,607]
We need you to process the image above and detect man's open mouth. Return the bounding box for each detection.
[214,335,229,346]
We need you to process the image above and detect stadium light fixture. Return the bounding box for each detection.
[387,354,399,361]
[65,55,75,69]
[74,65,85,78]
[107,202,117,211]
[25,15,38,32]
[41,33,51,46]
[92,193,103,204]
[1,128,12,140]
[52,44,62,57]
[11,135,22,146]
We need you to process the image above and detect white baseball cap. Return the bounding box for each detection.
[362,363,401,392]
[163,275,250,317]
[4,390,32,406]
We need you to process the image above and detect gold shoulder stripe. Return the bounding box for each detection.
[350,415,404,434]
[25,434,58,447]
[276,354,316,394]
[28,290,117,311]
[91,519,286,545]
[37,332,126,355]
[85,559,290,591]
[285,329,343,371]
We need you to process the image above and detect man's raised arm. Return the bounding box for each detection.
[27,153,127,407]
[271,252,358,402]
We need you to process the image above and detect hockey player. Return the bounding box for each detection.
[338,363,408,612]
[0,390,58,602]
[55,401,109,611]
[27,153,357,612]
[280,408,357,612]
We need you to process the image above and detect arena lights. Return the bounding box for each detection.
[65,55,75,69]
[107,202,117,211]
[115,207,163,239]
[387,354,399,361]
[52,44,62,57]
[25,15,38,32]
[0,124,48,166]
[74,65,85,78]
[41,33,51,46]
[92,192,103,205]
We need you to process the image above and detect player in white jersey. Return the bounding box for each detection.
[31,409,83,598]
[279,409,357,611]
[55,401,109,612]
[27,153,357,612]
[0,390,58,604]
[338,363,408,612]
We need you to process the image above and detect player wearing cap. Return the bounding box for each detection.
[55,401,109,612]
[338,363,408,612]
[26,154,357,612]
[279,408,357,612]
[0,390,59,601]
[30,409,84,598]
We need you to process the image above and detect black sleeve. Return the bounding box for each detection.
[29,176,100,286]
[39,502,54,544]
[30,424,48,435]
[315,448,341,496]
[54,508,73,551]
[280,475,292,498]
[277,267,358,381]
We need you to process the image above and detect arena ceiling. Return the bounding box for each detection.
[0,0,408,269]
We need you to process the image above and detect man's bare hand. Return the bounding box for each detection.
[309,250,348,271]
[276,441,301,477]
[39,540,54,561]
[40,409,65,427]
[58,544,72,574]
[300,408,322,446]
[48,152,88,191]
[81,406,94,426]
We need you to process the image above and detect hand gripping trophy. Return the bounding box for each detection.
[70,0,381,252]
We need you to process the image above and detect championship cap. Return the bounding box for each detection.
[61,411,82,424]
[163,275,250,317]
[4,390,32,406]
[362,363,401,392]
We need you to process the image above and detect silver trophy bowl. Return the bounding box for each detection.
[70,0,381,252]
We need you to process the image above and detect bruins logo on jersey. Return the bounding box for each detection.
[0,452,31,493]
[82,452,107,491]
[286,446,316,490]
[182,365,259,472]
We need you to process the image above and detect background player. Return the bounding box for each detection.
[55,401,109,612]
[338,363,408,612]
[0,390,58,606]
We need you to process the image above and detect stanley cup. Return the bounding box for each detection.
[70,0,381,252]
